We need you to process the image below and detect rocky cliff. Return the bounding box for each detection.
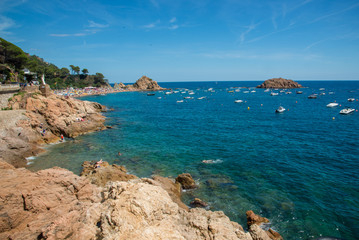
[256,78,303,89]
[0,91,107,167]
[0,159,280,240]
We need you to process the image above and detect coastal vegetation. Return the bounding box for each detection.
[0,38,109,89]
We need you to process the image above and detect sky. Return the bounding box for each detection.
[1,0,359,83]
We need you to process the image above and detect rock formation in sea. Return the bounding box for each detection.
[0,159,281,240]
[0,90,107,167]
[256,77,303,89]
[175,173,197,189]
[126,75,164,91]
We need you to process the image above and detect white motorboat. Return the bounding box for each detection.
[348,98,355,102]
[275,106,286,113]
[165,91,172,95]
[177,100,184,103]
[326,102,339,107]
[308,94,317,99]
[339,108,355,114]
[271,92,278,96]
[234,100,243,103]
[198,97,206,100]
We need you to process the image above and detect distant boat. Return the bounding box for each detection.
[165,91,172,95]
[329,92,334,95]
[177,100,184,103]
[296,91,303,94]
[198,97,206,100]
[340,107,355,115]
[264,89,270,92]
[326,102,339,107]
[234,100,243,103]
[184,97,193,99]
[308,94,317,99]
[348,98,355,102]
[286,91,292,94]
[275,106,286,113]
[147,93,155,96]
[319,88,325,91]
[243,91,249,93]
[189,92,195,95]
[271,92,278,96]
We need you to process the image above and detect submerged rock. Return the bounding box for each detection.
[257,77,303,89]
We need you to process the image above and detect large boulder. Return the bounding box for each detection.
[256,78,303,89]
[176,173,197,189]
[246,210,283,240]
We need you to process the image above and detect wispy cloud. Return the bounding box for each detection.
[170,17,176,23]
[143,20,160,29]
[149,0,159,9]
[0,15,16,35]
[240,22,260,43]
[169,25,178,30]
[310,2,359,23]
[88,20,109,28]
[201,51,320,61]
[50,33,87,37]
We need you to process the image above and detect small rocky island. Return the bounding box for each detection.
[257,77,303,89]
[114,75,165,91]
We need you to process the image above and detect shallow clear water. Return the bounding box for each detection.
[28,81,359,240]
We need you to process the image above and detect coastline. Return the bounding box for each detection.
[0,88,283,240]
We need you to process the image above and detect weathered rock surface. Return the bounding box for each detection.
[0,160,102,240]
[176,173,197,189]
[127,75,164,91]
[246,210,270,227]
[257,77,303,89]
[80,161,138,187]
[0,160,279,240]
[0,92,107,167]
[246,210,283,240]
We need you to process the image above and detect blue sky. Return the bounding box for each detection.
[1,0,359,83]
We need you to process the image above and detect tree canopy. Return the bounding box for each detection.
[0,37,109,89]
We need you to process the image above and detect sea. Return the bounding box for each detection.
[27,81,359,240]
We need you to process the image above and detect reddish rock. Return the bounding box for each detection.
[128,76,164,91]
[0,160,102,240]
[80,160,138,187]
[246,210,283,240]
[175,173,197,189]
[149,175,188,211]
[257,78,303,89]
[190,198,208,208]
[246,210,270,227]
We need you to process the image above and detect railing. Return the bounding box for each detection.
[0,83,21,92]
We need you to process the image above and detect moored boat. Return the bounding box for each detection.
[234,100,243,103]
[326,102,339,107]
[275,106,286,113]
[339,107,355,114]
[348,98,355,102]
[308,94,317,99]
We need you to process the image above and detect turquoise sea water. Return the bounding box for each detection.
[28,81,359,240]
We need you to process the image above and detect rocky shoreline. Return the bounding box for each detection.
[0,82,284,240]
